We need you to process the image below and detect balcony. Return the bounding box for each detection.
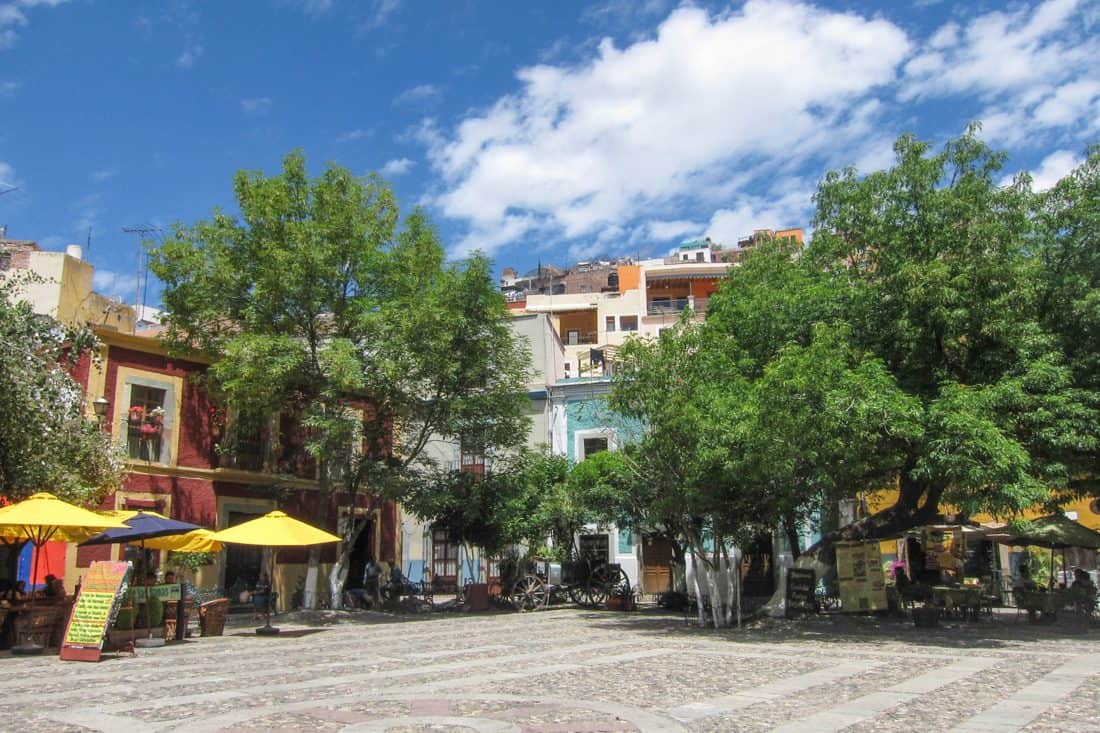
[646,297,708,316]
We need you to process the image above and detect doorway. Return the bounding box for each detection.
[224,510,264,594]
[641,535,674,594]
[344,517,374,591]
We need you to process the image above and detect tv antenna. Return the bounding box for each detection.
[122,225,161,315]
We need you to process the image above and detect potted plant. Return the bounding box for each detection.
[149,406,165,425]
[128,405,145,424]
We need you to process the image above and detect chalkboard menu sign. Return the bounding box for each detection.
[59,561,131,662]
[785,567,816,617]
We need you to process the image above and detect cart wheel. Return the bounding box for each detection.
[585,565,611,607]
[609,567,631,599]
[568,585,587,606]
[513,575,547,611]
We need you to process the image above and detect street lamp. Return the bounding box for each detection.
[92,396,110,423]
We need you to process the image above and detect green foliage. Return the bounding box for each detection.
[608,130,1099,556]
[149,151,530,523]
[0,277,125,504]
[166,550,216,572]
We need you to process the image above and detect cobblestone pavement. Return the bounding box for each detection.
[1,607,1097,732]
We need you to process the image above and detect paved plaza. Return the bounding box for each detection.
[1,607,1097,732]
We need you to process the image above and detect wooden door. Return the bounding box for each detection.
[641,535,674,594]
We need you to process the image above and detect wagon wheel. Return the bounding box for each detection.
[513,574,547,611]
[568,585,587,606]
[608,566,631,600]
[584,565,611,608]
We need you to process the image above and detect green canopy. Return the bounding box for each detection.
[996,514,1100,550]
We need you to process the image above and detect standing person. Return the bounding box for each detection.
[363,557,383,607]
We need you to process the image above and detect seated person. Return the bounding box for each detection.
[163,571,194,600]
[252,573,275,615]
[895,568,932,604]
[1072,568,1096,593]
[1,580,29,605]
[42,575,64,602]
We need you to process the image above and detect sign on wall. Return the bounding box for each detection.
[836,541,887,612]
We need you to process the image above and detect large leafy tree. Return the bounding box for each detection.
[149,151,529,607]
[0,278,124,509]
[604,131,1098,619]
[701,130,1098,559]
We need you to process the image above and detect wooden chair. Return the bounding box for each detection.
[198,598,228,637]
[164,599,195,641]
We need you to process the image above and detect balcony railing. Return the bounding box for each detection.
[646,298,708,316]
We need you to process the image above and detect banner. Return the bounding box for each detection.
[836,541,888,612]
[130,584,181,602]
[924,527,958,571]
[59,561,131,662]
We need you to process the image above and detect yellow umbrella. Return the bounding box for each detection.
[141,528,224,553]
[0,493,128,545]
[209,511,340,546]
[209,511,340,634]
[0,492,128,654]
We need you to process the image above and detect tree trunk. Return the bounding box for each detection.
[803,473,944,567]
[328,518,368,609]
[303,461,334,610]
[761,472,945,617]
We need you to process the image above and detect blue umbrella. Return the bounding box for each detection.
[80,512,202,643]
[81,512,201,546]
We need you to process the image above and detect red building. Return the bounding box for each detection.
[2,237,399,607]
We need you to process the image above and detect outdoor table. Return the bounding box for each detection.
[932,586,981,620]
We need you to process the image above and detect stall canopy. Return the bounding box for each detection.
[991,514,1100,550]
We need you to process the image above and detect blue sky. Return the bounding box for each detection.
[1,0,1097,306]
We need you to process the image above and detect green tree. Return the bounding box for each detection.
[149,151,529,607]
[0,277,124,509]
[700,130,1098,563]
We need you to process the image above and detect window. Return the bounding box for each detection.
[432,528,459,584]
[618,528,634,554]
[582,436,608,458]
[127,385,167,461]
[620,315,638,332]
[696,251,705,262]
[460,441,485,479]
[567,329,580,345]
[605,316,616,333]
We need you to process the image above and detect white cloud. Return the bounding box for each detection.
[901,0,1098,148]
[0,79,18,95]
[297,0,333,16]
[426,1,909,257]
[91,168,117,183]
[394,84,440,105]
[0,160,16,187]
[176,42,204,68]
[0,0,71,50]
[70,193,104,237]
[337,128,372,142]
[703,184,814,248]
[360,0,399,30]
[93,269,139,301]
[241,96,272,115]
[381,157,414,176]
[1004,149,1083,191]
[644,219,702,242]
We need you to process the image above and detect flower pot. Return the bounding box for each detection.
[607,596,635,611]
[140,423,161,439]
[465,583,490,611]
[128,406,145,424]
